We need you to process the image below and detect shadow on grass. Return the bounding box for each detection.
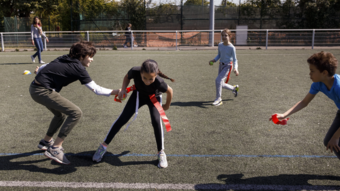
[0,150,157,175]
[194,173,340,190]
[0,150,76,175]
[171,99,233,108]
[0,63,34,65]
[73,151,158,167]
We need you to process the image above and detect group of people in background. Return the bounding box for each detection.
[29,18,340,169]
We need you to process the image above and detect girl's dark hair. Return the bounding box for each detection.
[69,41,96,60]
[141,59,175,82]
[32,16,41,26]
[307,51,338,76]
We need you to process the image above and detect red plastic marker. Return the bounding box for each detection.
[114,85,136,103]
[271,114,289,125]
[114,85,171,132]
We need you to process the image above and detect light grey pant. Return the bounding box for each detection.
[215,62,234,100]
[29,83,83,139]
[324,110,340,160]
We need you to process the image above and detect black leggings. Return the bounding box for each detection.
[104,91,164,151]
[324,110,340,160]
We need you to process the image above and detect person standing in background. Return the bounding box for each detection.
[31,16,49,64]
[123,23,132,48]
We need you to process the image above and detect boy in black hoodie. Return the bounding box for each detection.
[29,41,120,164]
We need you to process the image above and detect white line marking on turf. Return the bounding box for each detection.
[0,181,339,190]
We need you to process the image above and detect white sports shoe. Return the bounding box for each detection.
[212,98,222,106]
[39,60,45,64]
[158,150,168,168]
[31,55,35,63]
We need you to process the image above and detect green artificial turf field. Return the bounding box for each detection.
[0,49,340,190]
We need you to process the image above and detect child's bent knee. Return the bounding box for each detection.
[71,109,83,119]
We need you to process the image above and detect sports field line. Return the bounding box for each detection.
[1,181,340,190]
[0,152,336,159]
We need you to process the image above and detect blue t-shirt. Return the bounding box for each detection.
[214,43,238,70]
[309,74,340,109]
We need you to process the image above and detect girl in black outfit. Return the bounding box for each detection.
[93,59,174,168]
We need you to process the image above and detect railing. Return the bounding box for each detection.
[1,29,340,51]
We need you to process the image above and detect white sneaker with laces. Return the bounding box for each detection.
[39,61,45,64]
[212,98,222,106]
[158,150,168,168]
[31,56,35,63]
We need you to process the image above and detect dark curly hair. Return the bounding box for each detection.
[141,59,175,82]
[69,41,96,60]
[307,51,338,76]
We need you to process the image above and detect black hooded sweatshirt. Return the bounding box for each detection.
[34,55,92,92]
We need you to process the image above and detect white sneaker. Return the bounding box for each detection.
[158,150,168,168]
[212,98,222,106]
[39,61,45,64]
[31,56,35,63]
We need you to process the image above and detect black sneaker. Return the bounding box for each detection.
[232,85,239,97]
[37,138,54,151]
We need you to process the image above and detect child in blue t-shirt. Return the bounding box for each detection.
[272,51,340,158]
[209,28,239,106]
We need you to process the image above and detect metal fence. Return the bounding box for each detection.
[1,29,340,51]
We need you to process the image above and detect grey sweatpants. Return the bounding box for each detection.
[29,83,82,139]
[323,110,340,160]
[215,62,234,100]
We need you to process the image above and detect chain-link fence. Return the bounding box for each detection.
[3,17,60,33]
[1,29,340,51]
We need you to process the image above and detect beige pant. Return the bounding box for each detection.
[29,83,82,139]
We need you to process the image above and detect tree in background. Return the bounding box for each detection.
[0,0,58,17]
[148,3,178,24]
[53,0,119,31]
[184,0,209,6]
[1,0,340,32]
[220,0,237,7]
[278,0,298,28]
[301,0,340,28]
[121,0,146,30]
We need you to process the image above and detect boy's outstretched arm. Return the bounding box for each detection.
[271,93,315,120]
[162,85,173,111]
[118,74,130,99]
